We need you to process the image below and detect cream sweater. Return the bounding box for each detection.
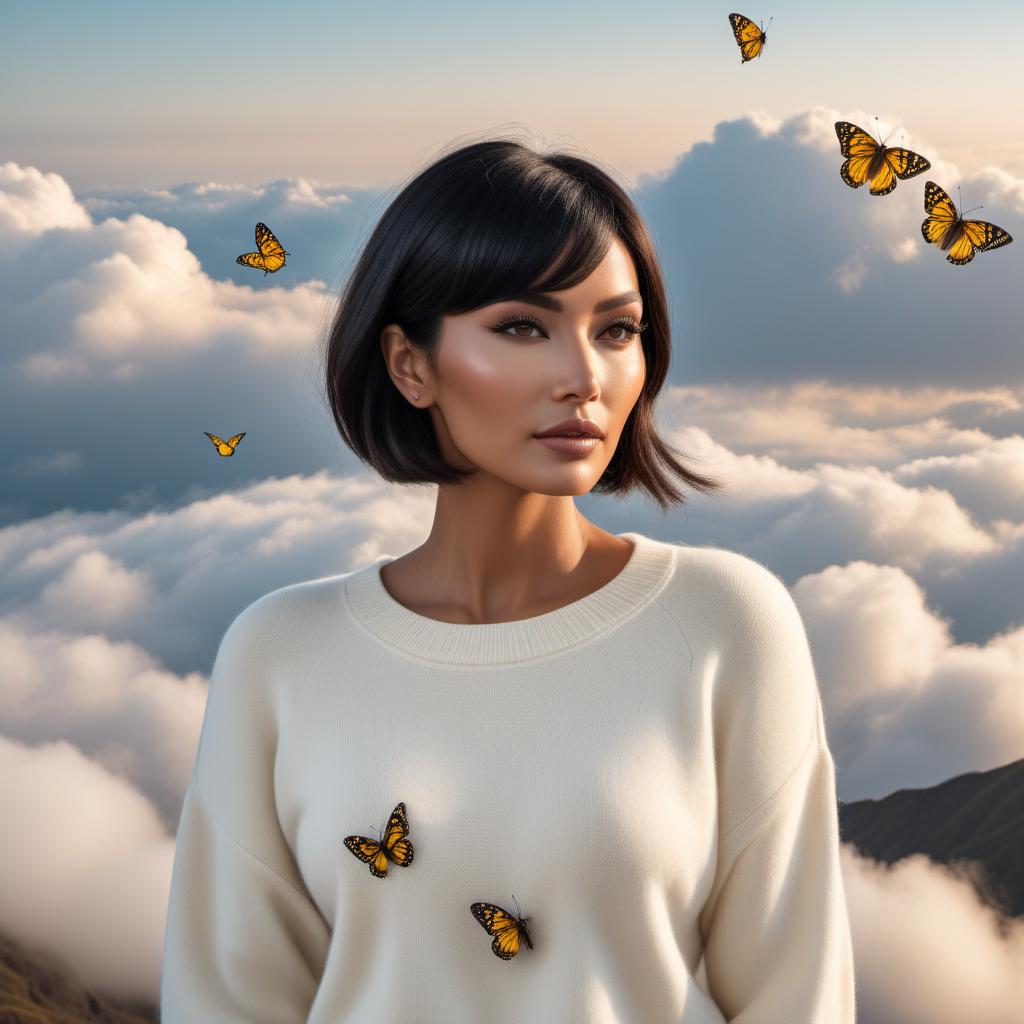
[160,532,856,1022]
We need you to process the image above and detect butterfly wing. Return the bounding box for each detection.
[344,835,389,878]
[204,431,224,448]
[883,146,931,180]
[728,13,764,61]
[945,219,1013,265]
[835,122,880,189]
[921,180,958,246]
[382,802,415,867]
[254,222,288,272]
[236,251,268,272]
[920,180,984,262]
[471,902,526,960]
[969,219,1013,254]
[226,432,246,449]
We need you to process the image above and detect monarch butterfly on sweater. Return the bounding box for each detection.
[344,801,415,878]
[470,895,534,960]
[834,120,931,196]
[921,180,1013,265]
[203,431,246,456]
[728,12,770,62]
[236,222,290,275]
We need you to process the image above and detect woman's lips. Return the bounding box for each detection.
[533,436,601,456]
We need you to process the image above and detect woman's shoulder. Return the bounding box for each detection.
[215,569,361,662]
[652,538,800,627]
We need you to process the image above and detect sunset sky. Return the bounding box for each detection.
[4,0,1023,190]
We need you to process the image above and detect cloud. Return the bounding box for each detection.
[0,162,92,235]
[0,733,176,1003]
[635,106,1024,386]
[1,447,1021,803]
[3,108,1024,519]
[791,561,1024,799]
[664,381,1016,469]
[840,844,1024,1024]
[0,471,432,672]
[0,617,206,824]
[77,175,365,285]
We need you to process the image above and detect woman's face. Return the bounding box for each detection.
[394,237,647,497]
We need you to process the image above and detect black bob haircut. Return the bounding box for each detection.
[321,135,723,513]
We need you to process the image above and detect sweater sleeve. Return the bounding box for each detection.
[160,597,332,1023]
[697,557,857,1022]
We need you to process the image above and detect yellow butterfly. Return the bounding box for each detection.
[834,120,931,196]
[921,180,1013,265]
[204,431,246,456]
[728,12,770,62]
[344,801,415,878]
[470,895,534,960]
[236,222,290,275]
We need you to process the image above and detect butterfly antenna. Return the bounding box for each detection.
[512,892,523,918]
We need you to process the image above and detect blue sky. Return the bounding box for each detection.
[3,0,1023,189]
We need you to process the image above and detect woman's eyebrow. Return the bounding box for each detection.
[495,289,642,313]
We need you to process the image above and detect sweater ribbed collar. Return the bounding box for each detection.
[342,531,677,666]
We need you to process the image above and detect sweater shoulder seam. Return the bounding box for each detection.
[719,717,821,848]
[190,774,313,901]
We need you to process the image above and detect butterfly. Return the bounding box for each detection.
[344,801,415,878]
[236,222,290,275]
[470,895,534,960]
[921,180,1013,265]
[203,431,246,456]
[728,13,769,62]
[834,121,930,196]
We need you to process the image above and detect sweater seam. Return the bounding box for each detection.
[719,719,820,847]
[287,617,349,719]
[653,590,695,672]
[190,774,313,901]
[653,561,821,847]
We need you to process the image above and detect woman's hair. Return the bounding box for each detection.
[321,134,723,513]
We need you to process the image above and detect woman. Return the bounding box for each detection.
[161,136,856,1022]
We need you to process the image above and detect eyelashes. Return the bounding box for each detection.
[489,314,647,344]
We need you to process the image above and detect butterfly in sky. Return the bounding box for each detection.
[236,222,290,275]
[470,895,534,960]
[921,180,1013,265]
[344,801,415,878]
[834,120,931,196]
[203,431,246,456]
[728,12,770,62]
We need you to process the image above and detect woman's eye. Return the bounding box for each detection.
[504,321,542,338]
[493,318,643,343]
[604,323,636,341]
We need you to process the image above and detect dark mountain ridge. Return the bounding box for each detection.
[839,755,1024,920]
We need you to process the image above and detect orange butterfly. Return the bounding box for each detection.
[834,120,930,196]
[921,180,1013,265]
[470,895,534,960]
[203,431,246,456]
[728,13,770,62]
[236,222,289,275]
[344,802,415,878]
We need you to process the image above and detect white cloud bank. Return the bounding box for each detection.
[3,110,1024,1018]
